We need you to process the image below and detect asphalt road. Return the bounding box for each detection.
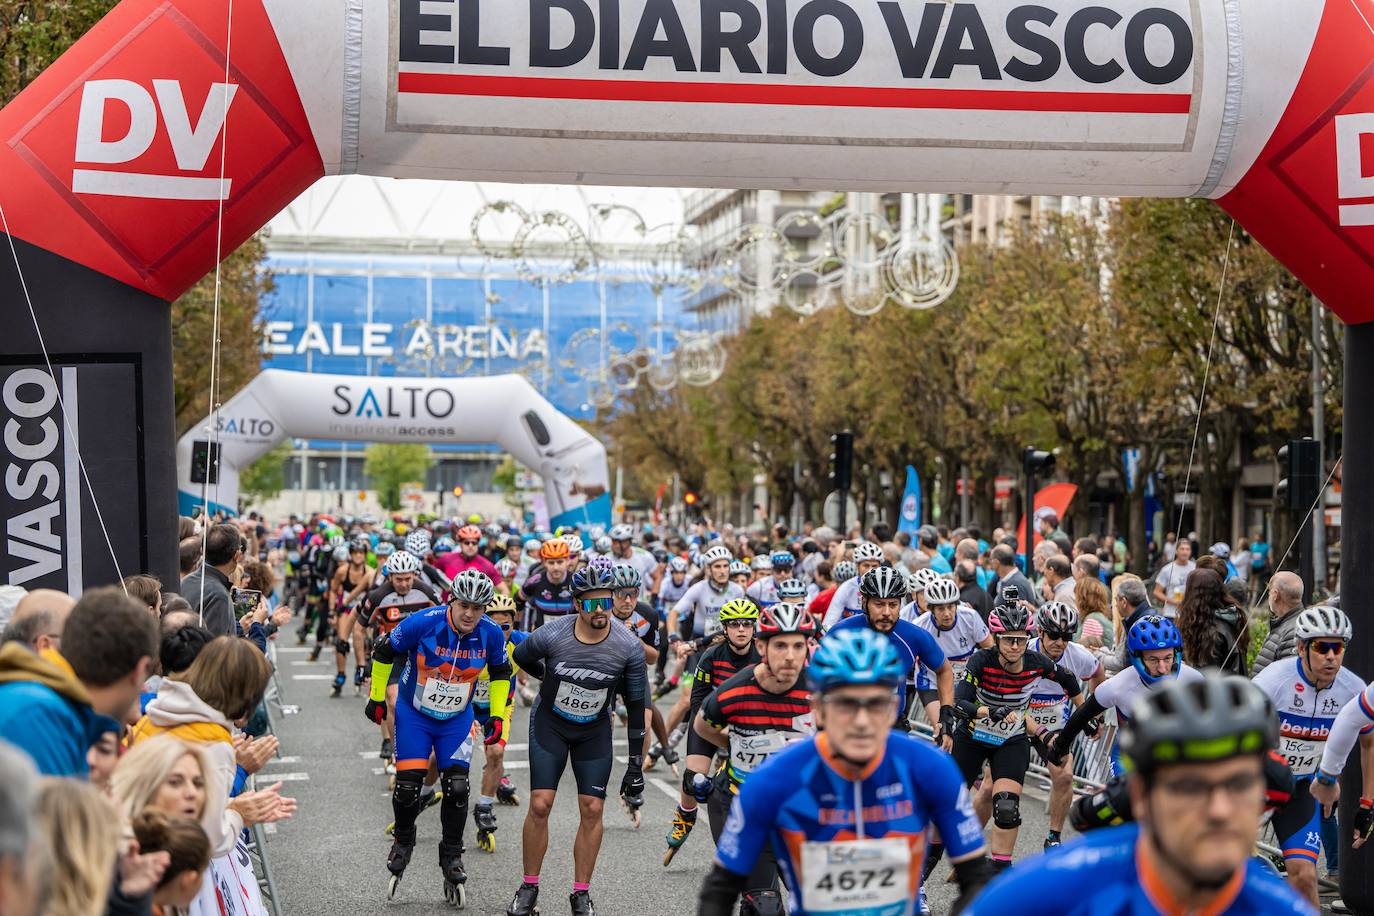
[260,643,1066,916]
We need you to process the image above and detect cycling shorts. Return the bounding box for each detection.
[528,699,614,798]
[951,733,1032,786]
[1271,780,1322,864]
[393,700,475,773]
[473,704,512,743]
[918,688,940,708]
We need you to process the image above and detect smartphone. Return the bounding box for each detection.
[231,588,262,615]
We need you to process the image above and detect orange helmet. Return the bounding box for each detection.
[456,524,482,542]
[540,539,571,560]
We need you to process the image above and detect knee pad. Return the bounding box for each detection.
[334,637,350,655]
[992,791,1021,829]
[393,771,424,808]
[440,765,470,802]
[682,768,712,802]
[741,890,785,916]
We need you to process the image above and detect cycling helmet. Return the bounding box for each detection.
[729,560,750,577]
[488,593,517,616]
[587,554,614,576]
[375,541,396,558]
[449,569,495,606]
[833,560,857,584]
[1038,601,1079,634]
[668,556,689,573]
[750,555,773,572]
[777,578,808,602]
[852,542,884,563]
[329,534,346,548]
[770,550,796,569]
[909,567,942,594]
[1127,615,1183,686]
[388,551,421,575]
[612,564,643,590]
[859,566,907,600]
[349,536,371,554]
[433,535,456,555]
[571,562,616,596]
[496,558,517,579]
[456,524,482,542]
[988,603,1035,635]
[924,578,960,607]
[540,539,571,560]
[610,524,635,541]
[523,538,541,553]
[809,629,905,693]
[594,536,612,554]
[332,544,350,562]
[405,531,431,556]
[564,534,585,555]
[719,598,761,623]
[1295,605,1352,643]
[1118,672,1278,776]
[703,545,733,566]
[757,602,818,639]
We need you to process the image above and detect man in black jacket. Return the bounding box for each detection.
[178,524,242,636]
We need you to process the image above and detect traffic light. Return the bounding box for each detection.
[190,440,220,485]
[1276,439,1320,510]
[684,491,698,506]
[452,485,464,498]
[831,431,854,492]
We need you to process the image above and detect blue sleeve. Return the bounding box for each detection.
[910,624,946,670]
[916,746,984,859]
[244,623,269,654]
[715,766,784,876]
[232,765,249,797]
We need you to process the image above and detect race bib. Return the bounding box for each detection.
[800,837,911,915]
[419,676,472,720]
[730,731,793,779]
[553,681,608,723]
[1279,735,1321,777]
[474,679,491,706]
[1027,696,1066,733]
[972,709,1025,746]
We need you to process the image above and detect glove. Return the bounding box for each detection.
[986,705,1014,724]
[620,755,645,801]
[1047,733,1069,766]
[483,715,505,747]
[364,698,387,724]
[938,705,956,740]
[1356,799,1374,844]
[1030,731,1060,767]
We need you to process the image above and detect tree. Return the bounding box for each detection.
[239,441,291,509]
[365,444,433,511]
[491,455,526,509]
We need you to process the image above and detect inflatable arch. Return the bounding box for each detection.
[176,370,611,527]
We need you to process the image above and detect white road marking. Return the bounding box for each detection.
[650,777,679,801]
[292,675,336,681]
[263,823,278,835]
[291,660,331,666]
[276,647,313,653]
[268,772,311,782]
[262,756,301,765]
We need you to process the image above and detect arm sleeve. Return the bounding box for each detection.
[1050,661,1082,697]
[1057,694,1106,746]
[622,650,648,749]
[1320,685,1374,777]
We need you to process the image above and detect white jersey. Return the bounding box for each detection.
[1027,639,1102,732]
[657,576,691,615]
[746,576,781,608]
[821,577,864,629]
[899,599,923,624]
[672,580,745,639]
[1319,683,1374,778]
[619,547,659,583]
[1093,662,1205,723]
[913,605,989,689]
[1252,656,1366,778]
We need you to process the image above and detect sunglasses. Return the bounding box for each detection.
[822,695,897,717]
[578,596,614,613]
[725,619,756,629]
[614,588,640,600]
[459,539,480,546]
[1041,628,1072,641]
[1310,640,1346,656]
[997,635,1028,646]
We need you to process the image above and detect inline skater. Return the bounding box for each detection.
[943,601,1083,874]
[472,592,530,853]
[519,538,575,632]
[360,551,444,761]
[654,556,692,688]
[730,560,752,590]
[827,566,956,740]
[407,529,455,595]
[506,560,648,916]
[699,627,992,916]
[364,569,512,906]
[1048,615,1204,773]
[1021,600,1104,849]
[807,559,855,624]
[913,578,992,735]
[372,541,396,587]
[435,524,504,584]
[610,524,658,581]
[664,546,746,746]
[662,596,760,865]
[1252,605,1364,905]
[331,537,377,697]
[608,563,669,778]
[820,541,885,628]
[901,567,945,622]
[968,673,1312,916]
[693,602,817,912]
[745,550,798,609]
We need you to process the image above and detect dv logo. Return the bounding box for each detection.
[73,79,237,201]
[1336,113,1374,228]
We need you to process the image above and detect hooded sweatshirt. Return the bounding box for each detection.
[0,643,118,777]
[130,679,244,856]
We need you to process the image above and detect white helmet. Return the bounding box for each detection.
[703,546,733,566]
[669,557,689,573]
[1295,605,1352,643]
[852,542,884,563]
[729,560,750,577]
[523,538,541,553]
[405,531,431,556]
[563,534,585,555]
[449,569,495,606]
[833,560,857,583]
[909,567,942,594]
[388,550,421,575]
[332,544,350,562]
[594,536,612,554]
[750,555,773,572]
[610,524,635,541]
[925,578,960,606]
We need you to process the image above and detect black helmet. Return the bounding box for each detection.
[1118,673,1278,776]
[859,565,907,600]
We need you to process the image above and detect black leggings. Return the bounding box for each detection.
[708,788,779,894]
[951,734,1032,786]
[528,701,614,798]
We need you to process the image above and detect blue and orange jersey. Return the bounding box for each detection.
[715,731,984,915]
[388,606,509,719]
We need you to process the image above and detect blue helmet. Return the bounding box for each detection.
[433,535,456,555]
[770,550,796,569]
[571,562,616,596]
[1127,615,1183,686]
[809,629,905,694]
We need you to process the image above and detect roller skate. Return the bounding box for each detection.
[620,791,643,829]
[496,774,520,806]
[662,805,697,866]
[386,839,414,899]
[439,842,467,908]
[330,673,346,697]
[506,881,539,916]
[354,665,366,696]
[474,803,497,853]
[569,889,595,915]
[652,677,677,701]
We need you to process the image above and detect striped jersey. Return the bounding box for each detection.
[701,665,814,792]
[956,648,1081,744]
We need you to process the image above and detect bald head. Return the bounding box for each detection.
[1269,572,1305,618]
[2,590,74,653]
